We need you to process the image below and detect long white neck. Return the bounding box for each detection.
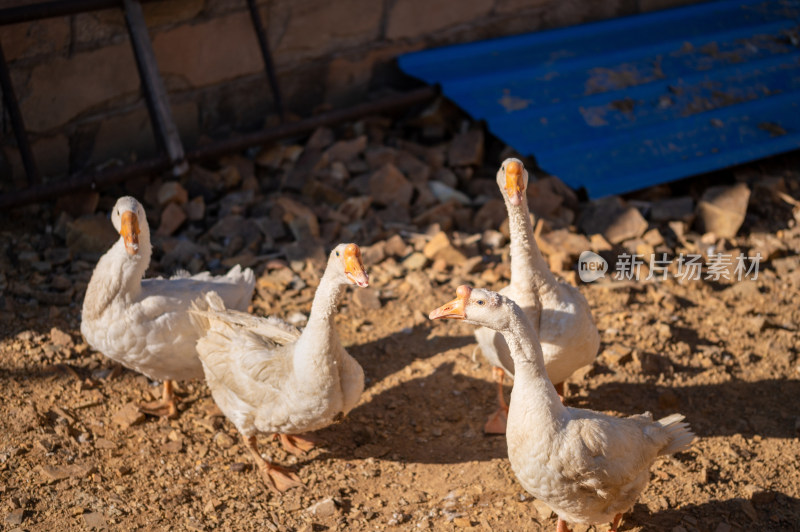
[293,263,346,378]
[505,194,556,295]
[502,303,567,421]
[83,223,152,319]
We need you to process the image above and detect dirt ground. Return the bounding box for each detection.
[1,123,800,531]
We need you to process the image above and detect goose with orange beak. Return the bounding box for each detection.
[431,285,695,532]
[191,243,369,491]
[81,196,255,419]
[472,158,600,434]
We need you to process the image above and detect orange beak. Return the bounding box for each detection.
[429,285,472,320]
[343,244,369,287]
[120,211,140,256]
[504,160,525,206]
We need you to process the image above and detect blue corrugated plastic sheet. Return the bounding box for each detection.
[399,0,800,197]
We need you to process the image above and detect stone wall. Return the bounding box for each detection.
[0,0,705,185]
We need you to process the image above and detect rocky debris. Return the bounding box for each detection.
[696,183,751,238]
[306,498,338,517]
[448,129,484,167]
[604,205,649,244]
[111,402,145,429]
[82,511,107,530]
[157,181,189,206]
[369,163,414,207]
[651,196,694,223]
[353,288,381,310]
[157,202,187,236]
[50,327,72,347]
[423,232,466,265]
[5,509,25,526]
[185,196,205,221]
[37,463,95,483]
[66,214,118,255]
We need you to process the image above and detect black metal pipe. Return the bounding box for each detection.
[187,86,438,162]
[0,42,40,185]
[246,0,285,122]
[0,86,439,209]
[0,0,157,26]
[0,156,171,209]
[123,0,186,169]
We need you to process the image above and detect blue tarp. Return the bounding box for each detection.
[399,0,800,197]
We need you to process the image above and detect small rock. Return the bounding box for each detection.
[384,234,408,257]
[185,196,205,221]
[306,498,337,517]
[448,129,484,166]
[353,288,381,310]
[230,462,249,473]
[651,196,694,223]
[5,509,24,526]
[112,402,145,429]
[696,183,750,238]
[402,252,428,271]
[162,440,183,453]
[37,463,95,483]
[604,206,649,244]
[157,181,188,206]
[602,344,632,365]
[369,163,413,207]
[55,191,100,218]
[423,232,466,264]
[214,432,235,450]
[532,499,553,520]
[82,511,107,530]
[67,214,119,255]
[157,203,187,236]
[306,127,335,150]
[323,135,367,163]
[50,327,72,347]
[277,197,320,239]
[429,181,470,205]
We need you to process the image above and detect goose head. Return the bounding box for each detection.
[110,196,148,256]
[330,243,369,287]
[496,158,529,207]
[429,285,511,330]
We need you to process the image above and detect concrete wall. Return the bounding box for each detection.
[0,0,705,185]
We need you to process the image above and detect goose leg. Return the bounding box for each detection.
[609,513,623,532]
[139,380,179,418]
[484,367,509,434]
[246,435,301,492]
[556,518,573,532]
[278,433,316,456]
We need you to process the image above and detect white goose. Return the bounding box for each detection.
[81,196,255,417]
[475,158,600,433]
[431,286,695,532]
[191,243,369,491]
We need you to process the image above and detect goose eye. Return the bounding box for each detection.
[477,300,485,306]
[336,251,340,257]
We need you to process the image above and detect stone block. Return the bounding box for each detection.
[143,0,204,27]
[386,0,493,40]
[153,11,262,87]
[274,0,382,62]
[495,0,553,13]
[1,18,70,61]
[87,101,197,166]
[73,10,127,47]
[21,43,140,132]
